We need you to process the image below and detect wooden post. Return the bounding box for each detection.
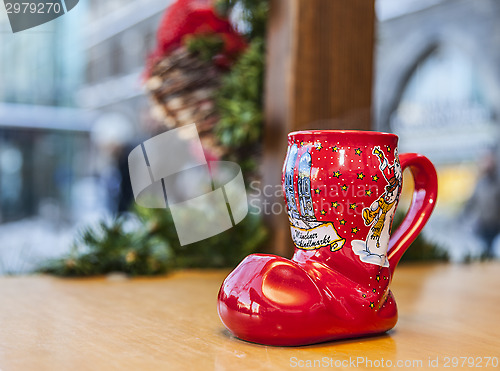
[262,0,375,256]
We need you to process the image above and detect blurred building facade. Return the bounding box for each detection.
[77,0,171,135]
[0,4,91,223]
[374,0,500,259]
[0,0,168,224]
[375,0,500,208]
[0,8,84,106]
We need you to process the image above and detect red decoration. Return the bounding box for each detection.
[147,0,247,72]
[144,0,249,156]
[218,130,438,346]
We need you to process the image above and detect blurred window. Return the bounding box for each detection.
[391,47,497,213]
[391,47,496,166]
[0,129,91,223]
[111,41,124,77]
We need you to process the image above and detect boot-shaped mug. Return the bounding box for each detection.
[218,130,438,346]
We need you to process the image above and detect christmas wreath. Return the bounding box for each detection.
[146,0,266,173]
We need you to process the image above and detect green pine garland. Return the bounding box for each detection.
[40,207,267,277]
[185,34,225,62]
[216,37,265,149]
[214,0,268,175]
[137,206,267,269]
[39,216,174,277]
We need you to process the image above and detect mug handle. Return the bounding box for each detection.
[387,153,438,275]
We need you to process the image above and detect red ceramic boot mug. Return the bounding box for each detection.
[218,130,438,346]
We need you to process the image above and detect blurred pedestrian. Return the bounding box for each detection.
[91,112,136,214]
[464,151,500,259]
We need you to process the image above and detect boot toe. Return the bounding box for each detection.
[217,254,327,345]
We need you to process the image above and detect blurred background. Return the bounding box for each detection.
[0,0,165,273]
[0,0,499,274]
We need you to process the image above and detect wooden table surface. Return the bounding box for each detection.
[0,262,499,370]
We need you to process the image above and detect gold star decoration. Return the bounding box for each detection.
[333,171,342,178]
[300,141,304,146]
[355,148,362,155]
[376,275,380,281]
[314,188,321,194]
[339,219,346,225]
[341,184,348,191]
[357,172,365,179]
[349,203,356,210]
[362,293,367,298]
[316,143,323,151]
[372,288,376,293]
[369,302,375,308]
[332,146,339,152]
[387,146,391,152]
[365,189,373,196]
[351,227,359,234]
[320,210,326,215]
[372,175,379,182]
[331,201,338,208]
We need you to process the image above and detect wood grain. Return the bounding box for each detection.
[0,263,499,370]
[292,0,375,130]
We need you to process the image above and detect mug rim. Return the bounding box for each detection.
[288,129,397,139]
